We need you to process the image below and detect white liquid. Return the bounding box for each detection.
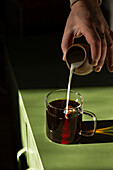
[65,62,82,118]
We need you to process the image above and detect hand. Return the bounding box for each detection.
[61,0,113,72]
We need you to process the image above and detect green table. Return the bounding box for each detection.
[6,33,113,169]
[18,87,113,170]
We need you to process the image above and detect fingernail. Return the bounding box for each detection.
[62,56,66,61]
[95,66,102,72]
[62,53,66,61]
[92,60,98,66]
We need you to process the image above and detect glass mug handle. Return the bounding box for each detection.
[79,110,97,137]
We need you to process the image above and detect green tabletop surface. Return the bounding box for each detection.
[20,87,113,170]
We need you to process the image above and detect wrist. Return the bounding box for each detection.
[70,0,102,8]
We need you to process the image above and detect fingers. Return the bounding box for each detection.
[106,30,113,72]
[90,29,113,73]
[94,33,107,72]
[82,27,101,66]
[82,26,109,72]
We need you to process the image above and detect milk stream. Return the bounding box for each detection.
[65,62,82,119]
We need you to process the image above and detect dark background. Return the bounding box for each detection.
[0,0,113,170]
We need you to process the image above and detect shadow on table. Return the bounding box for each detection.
[77,120,113,144]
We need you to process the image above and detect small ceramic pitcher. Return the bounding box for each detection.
[65,35,93,76]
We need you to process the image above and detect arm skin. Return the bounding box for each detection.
[61,0,113,72]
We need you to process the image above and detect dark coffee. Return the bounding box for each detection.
[46,99,82,144]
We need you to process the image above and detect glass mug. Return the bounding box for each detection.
[46,89,97,144]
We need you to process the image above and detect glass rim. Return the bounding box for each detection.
[46,89,84,111]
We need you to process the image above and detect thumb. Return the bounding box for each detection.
[61,30,74,61]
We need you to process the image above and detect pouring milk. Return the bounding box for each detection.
[65,61,82,118]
